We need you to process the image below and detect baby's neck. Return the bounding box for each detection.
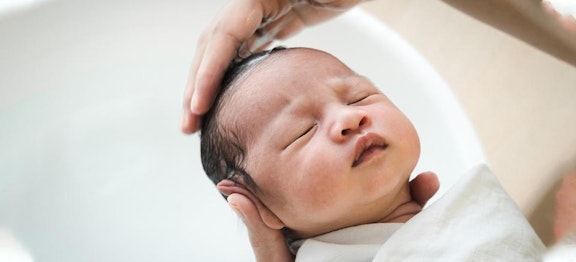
[376,198,423,223]
[289,185,422,240]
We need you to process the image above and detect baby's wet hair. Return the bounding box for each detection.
[200,46,287,197]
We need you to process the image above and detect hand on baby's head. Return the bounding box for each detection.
[201,47,424,239]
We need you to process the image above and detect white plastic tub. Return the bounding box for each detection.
[0,0,485,261]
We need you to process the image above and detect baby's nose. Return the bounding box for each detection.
[330,107,371,141]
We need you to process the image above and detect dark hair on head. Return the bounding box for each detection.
[200,46,287,197]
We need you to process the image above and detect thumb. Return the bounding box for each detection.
[227,194,294,262]
[227,193,272,233]
[410,171,440,207]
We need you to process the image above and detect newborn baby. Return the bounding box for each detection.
[201,47,422,238]
[200,47,545,261]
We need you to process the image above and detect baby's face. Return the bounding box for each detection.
[220,48,420,238]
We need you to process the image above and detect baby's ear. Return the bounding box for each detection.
[216,180,285,230]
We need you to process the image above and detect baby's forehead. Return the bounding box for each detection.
[237,49,356,92]
[218,48,368,140]
[224,51,371,115]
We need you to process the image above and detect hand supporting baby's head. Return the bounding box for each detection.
[200,47,422,239]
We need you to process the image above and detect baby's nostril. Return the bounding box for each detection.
[341,129,348,136]
[359,117,367,126]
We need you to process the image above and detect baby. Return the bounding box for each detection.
[201,46,422,237]
[200,47,545,261]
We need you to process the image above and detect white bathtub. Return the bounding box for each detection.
[0,0,485,261]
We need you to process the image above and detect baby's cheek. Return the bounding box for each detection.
[293,161,345,212]
[285,138,351,215]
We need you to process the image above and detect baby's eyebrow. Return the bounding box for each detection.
[345,74,373,87]
[326,74,369,93]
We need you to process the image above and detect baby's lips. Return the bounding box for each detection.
[352,132,387,167]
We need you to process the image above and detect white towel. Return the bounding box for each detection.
[292,164,545,261]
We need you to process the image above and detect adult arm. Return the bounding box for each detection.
[441,0,576,66]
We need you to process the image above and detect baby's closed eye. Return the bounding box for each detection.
[284,123,317,149]
[295,123,317,141]
[348,93,380,105]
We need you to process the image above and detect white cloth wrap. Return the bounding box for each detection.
[291,164,546,261]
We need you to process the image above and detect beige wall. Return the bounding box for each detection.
[361,0,576,245]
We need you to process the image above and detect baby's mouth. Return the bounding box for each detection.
[352,134,388,167]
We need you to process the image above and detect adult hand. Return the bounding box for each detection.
[182,0,364,134]
[218,180,294,262]
[217,171,439,262]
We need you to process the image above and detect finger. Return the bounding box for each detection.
[238,29,278,58]
[274,16,306,40]
[238,1,299,57]
[239,2,341,54]
[181,113,201,134]
[238,22,297,57]
[239,7,311,56]
[409,171,440,207]
[217,180,267,215]
[191,1,267,115]
[181,30,211,134]
[184,0,265,131]
[191,33,240,115]
[217,180,285,229]
[227,193,279,238]
[228,193,294,262]
[311,0,363,10]
[257,9,307,41]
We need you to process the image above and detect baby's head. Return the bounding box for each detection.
[201,47,421,239]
